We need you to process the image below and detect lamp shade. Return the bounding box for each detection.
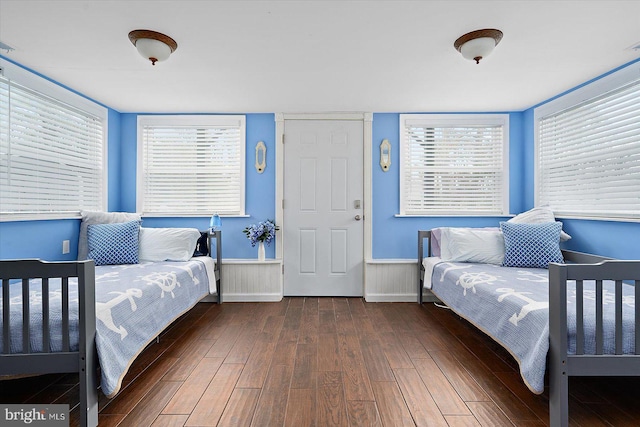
[454,29,503,64]
[128,30,177,65]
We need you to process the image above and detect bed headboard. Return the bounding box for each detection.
[417,229,615,304]
[417,230,431,304]
[417,230,432,260]
[208,230,222,303]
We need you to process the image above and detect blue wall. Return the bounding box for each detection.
[0,56,120,261]
[555,219,640,260]
[515,57,640,260]
[518,75,640,260]
[108,109,122,211]
[371,112,527,259]
[1,58,640,261]
[0,107,122,260]
[117,113,277,259]
[0,219,79,261]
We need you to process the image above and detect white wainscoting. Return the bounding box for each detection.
[364,259,438,303]
[213,259,436,303]
[220,259,283,302]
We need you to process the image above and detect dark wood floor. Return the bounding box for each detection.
[3,298,640,426]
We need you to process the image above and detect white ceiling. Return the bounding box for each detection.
[1,0,639,114]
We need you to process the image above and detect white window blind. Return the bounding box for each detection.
[138,115,246,216]
[0,75,105,219]
[399,114,509,216]
[536,69,640,219]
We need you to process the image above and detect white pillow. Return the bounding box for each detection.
[440,227,505,265]
[508,207,571,241]
[78,211,142,260]
[138,228,201,262]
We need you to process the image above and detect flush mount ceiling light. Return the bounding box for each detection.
[454,29,503,64]
[128,29,177,65]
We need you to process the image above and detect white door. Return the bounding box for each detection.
[283,119,364,296]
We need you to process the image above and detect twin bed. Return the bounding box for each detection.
[418,225,640,426]
[0,214,221,427]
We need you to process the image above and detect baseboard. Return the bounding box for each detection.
[221,293,283,302]
[364,293,418,302]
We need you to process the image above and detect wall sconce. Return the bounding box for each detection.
[380,139,391,172]
[454,29,503,64]
[255,141,266,173]
[128,29,178,65]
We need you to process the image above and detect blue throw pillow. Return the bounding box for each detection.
[500,221,564,268]
[87,220,141,266]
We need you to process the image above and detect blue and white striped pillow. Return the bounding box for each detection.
[87,220,141,266]
[500,221,564,268]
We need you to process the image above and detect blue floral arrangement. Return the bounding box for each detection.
[242,219,279,246]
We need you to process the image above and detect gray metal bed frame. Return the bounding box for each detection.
[208,230,223,303]
[418,229,640,427]
[0,230,222,427]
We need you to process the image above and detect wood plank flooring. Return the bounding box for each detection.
[3,298,640,426]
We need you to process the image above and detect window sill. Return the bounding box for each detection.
[394,214,512,218]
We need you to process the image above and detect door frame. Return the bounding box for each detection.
[275,112,373,292]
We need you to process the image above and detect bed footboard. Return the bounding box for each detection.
[548,259,640,427]
[1,259,98,427]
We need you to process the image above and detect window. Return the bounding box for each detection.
[137,115,246,216]
[0,61,107,220]
[535,64,640,220]
[399,114,509,216]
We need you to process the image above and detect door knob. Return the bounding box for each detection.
[355,215,361,221]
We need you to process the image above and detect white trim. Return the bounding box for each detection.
[220,258,282,264]
[276,112,372,294]
[136,114,246,216]
[275,114,284,260]
[0,59,108,218]
[221,293,283,302]
[394,214,512,218]
[366,258,417,264]
[0,58,107,118]
[365,293,418,303]
[363,112,373,262]
[278,112,370,121]
[554,215,640,224]
[399,113,509,216]
[534,63,640,120]
[365,294,440,303]
[136,114,246,127]
[141,214,251,218]
[0,214,82,222]
[534,62,640,215]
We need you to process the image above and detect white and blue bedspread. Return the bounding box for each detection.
[424,257,636,394]
[0,257,216,397]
